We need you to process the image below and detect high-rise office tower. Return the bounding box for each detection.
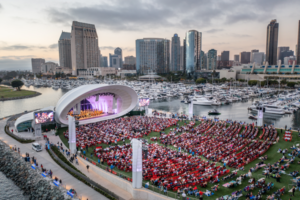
[114,47,123,68]
[200,51,207,70]
[250,49,259,63]
[277,47,289,63]
[31,58,45,73]
[180,46,185,71]
[99,48,101,67]
[136,38,170,74]
[58,31,72,69]
[217,55,221,61]
[221,51,229,61]
[240,52,251,64]
[266,19,279,65]
[124,56,136,65]
[234,55,240,62]
[252,52,264,65]
[101,56,108,67]
[297,20,300,64]
[207,49,217,70]
[185,30,202,77]
[109,54,121,68]
[183,39,186,72]
[171,34,181,72]
[280,50,294,63]
[71,21,99,75]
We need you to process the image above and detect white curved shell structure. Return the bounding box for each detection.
[55,84,138,125]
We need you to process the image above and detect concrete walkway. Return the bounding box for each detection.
[0,119,109,200]
[43,130,133,200]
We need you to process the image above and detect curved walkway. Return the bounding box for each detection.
[0,119,109,200]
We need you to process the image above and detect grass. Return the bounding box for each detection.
[0,86,37,98]
[57,121,300,200]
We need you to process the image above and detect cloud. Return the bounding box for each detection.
[231,33,252,38]
[212,42,229,45]
[49,44,58,49]
[0,44,56,51]
[45,0,294,33]
[100,46,134,52]
[100,46,115,50]
[205,29,223,33]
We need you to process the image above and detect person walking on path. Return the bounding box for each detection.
[86,165,89,172]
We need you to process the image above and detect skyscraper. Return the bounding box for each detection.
[114,47,123,68]
[109,54,121,68]
[71,21,99,75]
[31,58,45,73]
[124,56,136,65]
[277,47,289,63]
[280,50,294,63]
[200,51,207,70]
[297,20,300,64]
[101,56,108,67]
[98,48,101,67]
[58,31,72,69]
[221,51,229,61]
[234,55,239,62]
[171,34,181,72]
[252,52,264,65]
[250,49,259,63]
[136,38,170,74]
[266,19,279,65]
[207,49,217,70]
[185,30,202,77]
[183,39,186,72]
[240,52,251,64]
[180,46,185,71]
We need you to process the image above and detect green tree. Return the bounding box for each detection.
[221,77,227,82]
[248,80,258,86]
[11,79,24,91]
[196,78,206,84]
[280,79,287,84]
[287,82,296,88]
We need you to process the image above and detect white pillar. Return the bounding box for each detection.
[257,109,263,127]
[189,102,193,120]
[131,139,142,188]
[68,115,77,154]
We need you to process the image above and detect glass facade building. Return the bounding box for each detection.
[171,34,181,72]
[185,30,202,78]
[266,20,279,65]
[207,49,217,70]
[136,38,170,74]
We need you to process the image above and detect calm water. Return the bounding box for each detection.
[0,171,28,200]
[1,85,300,129]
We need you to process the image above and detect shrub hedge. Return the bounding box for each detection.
[47,146,117,200]
[4,126,35,143]
[50,145,85,176]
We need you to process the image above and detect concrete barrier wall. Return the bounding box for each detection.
[78,156,174,200]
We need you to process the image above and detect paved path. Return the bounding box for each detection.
[43,130,133,200]
[0,119,109,200]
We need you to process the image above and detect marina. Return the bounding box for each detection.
[1,79,300,129]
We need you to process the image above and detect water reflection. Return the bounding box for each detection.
[0,86,299,129]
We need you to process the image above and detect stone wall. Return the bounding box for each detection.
[0,141,67,199]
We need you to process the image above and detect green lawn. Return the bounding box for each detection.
[57,121,300,200]
[0,86,36,98]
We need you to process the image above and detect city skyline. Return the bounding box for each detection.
[1,0,300,70]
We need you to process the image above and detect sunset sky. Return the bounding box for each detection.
[0,0,299,71]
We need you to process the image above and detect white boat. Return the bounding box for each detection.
[192,97,213,106]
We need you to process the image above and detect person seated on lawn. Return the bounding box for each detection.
[290,170,299,177]
[211,184,219,191]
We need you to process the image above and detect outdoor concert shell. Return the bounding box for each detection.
[55,84,138,125]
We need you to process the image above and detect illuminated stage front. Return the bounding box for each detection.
[55,84,138,125]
